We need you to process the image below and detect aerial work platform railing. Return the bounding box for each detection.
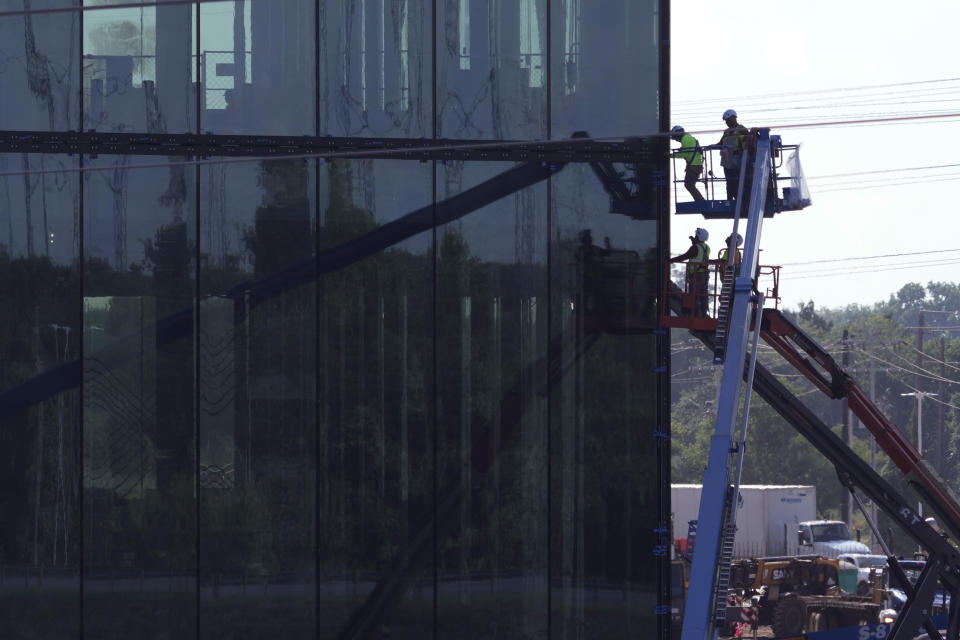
[660,258,781,333]
[670,134,811,219]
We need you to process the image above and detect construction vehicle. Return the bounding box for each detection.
[674,527,887,637]
[667,129,960,640]
[796,520,872,558]
[725,555,885,635]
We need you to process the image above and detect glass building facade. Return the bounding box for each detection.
[0,0,670,638]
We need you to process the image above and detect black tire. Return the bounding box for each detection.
[772,598,806,636]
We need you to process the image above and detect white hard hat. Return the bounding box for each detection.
[671,125,685,134]
[695,227,709,242]
[722,109,737,121]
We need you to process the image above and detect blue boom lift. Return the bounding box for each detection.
[666,129,960,640]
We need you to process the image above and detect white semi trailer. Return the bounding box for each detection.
[673,484,827,558]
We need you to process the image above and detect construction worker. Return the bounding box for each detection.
[670,125,705,201]
[670,227,711,317]
[718,233,743,277]
[718,109,749,201]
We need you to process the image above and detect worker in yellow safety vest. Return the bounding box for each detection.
[718,109,749,201]
[670,227,711,317]
[670,125,705,202]
[718,233,742,278]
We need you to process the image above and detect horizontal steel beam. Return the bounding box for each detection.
[0,130,658,163]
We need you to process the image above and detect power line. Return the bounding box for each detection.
[903,343,960,374]
[811,173,960,190]
[674,99,960,122]
[784,257,960,278]
[780,249,960,267]
[806,163,960,180]
[853,347,960,388]
[814,175,960,194]
[672,76,960,105]
[885,344,960,381]
[673,88,960,116]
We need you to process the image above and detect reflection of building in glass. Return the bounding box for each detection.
[0,1,668,638]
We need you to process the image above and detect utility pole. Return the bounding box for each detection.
[900,391,938,518]
[841,328,852,525]
[940,335,946,475]
[916,311,924,396]
[869,351,878,540]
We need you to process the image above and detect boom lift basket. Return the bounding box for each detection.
[671,134,811,219]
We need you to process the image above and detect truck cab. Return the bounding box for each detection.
[797,520,871,558]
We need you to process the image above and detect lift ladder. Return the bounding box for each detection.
[712,266,736,364]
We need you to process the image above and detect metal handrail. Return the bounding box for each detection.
[670,138,803,207]
[661,259,782,326]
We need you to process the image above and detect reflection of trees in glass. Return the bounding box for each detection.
[0,250,81,568]
[316,160,430,586]
[77,205,196,581]
[199,158,315,589]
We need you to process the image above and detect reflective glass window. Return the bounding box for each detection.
[83,1,195,133]
[197,158,316,638]
[550,0,660,137]
[82,157,197,638]
[319,0,430,137]
[0,2,79,131]
[0,0,668,636]
[547,10,664,635]
[549,164,661,638]
[435,161,548,637]
[0,154,81,638]
[437,0,547,139]
[200,1,314,135]
[316,159,434,637]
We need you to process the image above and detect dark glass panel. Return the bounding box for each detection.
[200,0,314,135]
[435,161,548,637]
[437,0,546,139]
[0,2,79,131]
[550,0,660,137]
[82,157,197,639]
[548,0,664,630]
[319,0,430,137]
[197,158,316,639]
[316,159,433,637]
[0,154,81,638]
[549,165,660,638]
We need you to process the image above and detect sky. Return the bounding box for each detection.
[671,0,960,311]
